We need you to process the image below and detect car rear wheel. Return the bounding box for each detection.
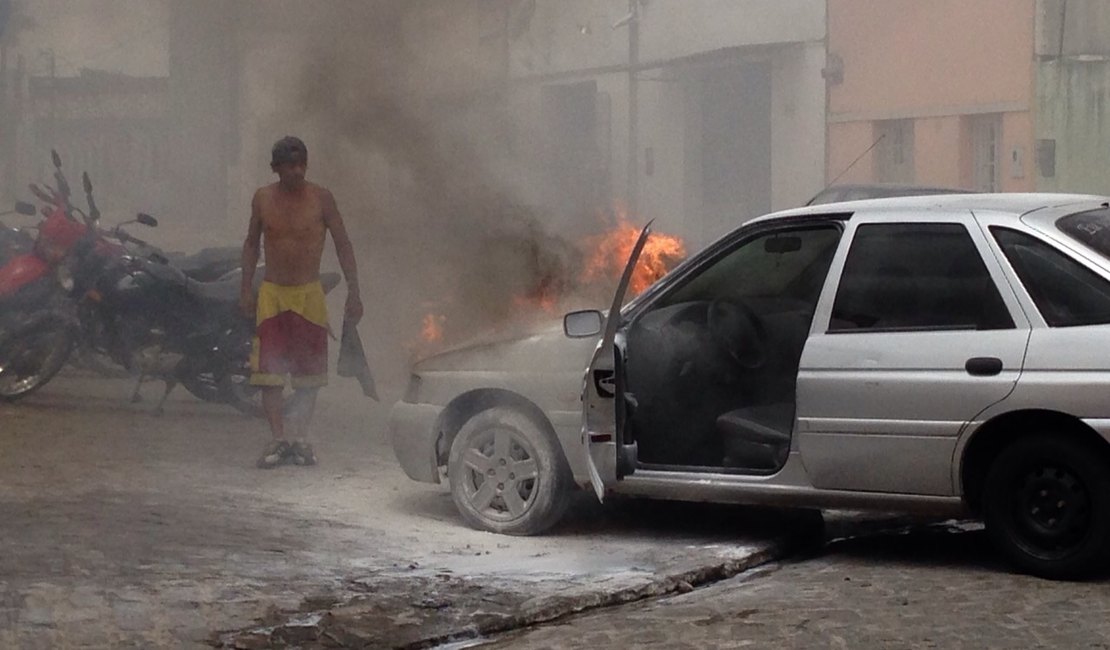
[982,435,1110,580]
[448,406,572,535]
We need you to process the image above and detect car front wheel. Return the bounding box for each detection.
[982,435,1110,580]
[448,406,572,535]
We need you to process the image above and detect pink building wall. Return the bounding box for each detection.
[827,0,1037,192]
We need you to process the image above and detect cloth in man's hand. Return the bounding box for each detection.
[337,319,378,400]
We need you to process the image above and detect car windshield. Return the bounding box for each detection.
[1057,207,1110,259]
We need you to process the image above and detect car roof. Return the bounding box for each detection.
[805,183,973,205]
[758,192,1110,225]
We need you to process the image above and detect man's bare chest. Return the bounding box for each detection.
[261,198,324,239]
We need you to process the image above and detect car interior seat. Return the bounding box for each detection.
[716,402,794,471]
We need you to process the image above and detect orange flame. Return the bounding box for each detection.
[417,205,686,353]
[581,209,686,297]
[421,312,446,343]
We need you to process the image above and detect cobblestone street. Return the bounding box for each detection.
[481,524,1110,649]
[0,373,795,648]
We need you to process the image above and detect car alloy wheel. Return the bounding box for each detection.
[448,406,572,535]
[459,425,539,520]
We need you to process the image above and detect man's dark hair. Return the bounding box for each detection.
[271,136,308,166]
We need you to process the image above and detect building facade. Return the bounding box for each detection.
[506,0,828,247]
[827,0,1110,197]
[826,0,1038,194]
[1035,0,1110,194]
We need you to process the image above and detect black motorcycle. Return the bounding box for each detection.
[82,248,340,416]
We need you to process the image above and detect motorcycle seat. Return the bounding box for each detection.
[185,275,241,305]
[185,271,339,307]
[165,246,241,281]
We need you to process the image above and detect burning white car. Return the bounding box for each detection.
[390,214,685,535]
[396,194,1110,579]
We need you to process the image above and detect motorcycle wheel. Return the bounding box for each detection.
[221,371,266,418]
[0,324,74,401]
[181,370,223,403]
[181,362,267,419]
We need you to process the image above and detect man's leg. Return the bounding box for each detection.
[288,387,319,438]
[288,387,319,466]
[262,386,286,438]
[257,386,291,468]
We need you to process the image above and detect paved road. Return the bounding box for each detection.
[480,524,1110,649]
[13,372,1097,649]
[0,372,790,648]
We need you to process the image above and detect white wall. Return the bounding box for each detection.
[638,70,694,241]
[510,0,826,77]
[640,0,826,62]
[771,41,828,211]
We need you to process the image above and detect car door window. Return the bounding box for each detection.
[624,225,841,471]
[658,227,842,308]
[992,227,1110,327]
[830,223,1014,332]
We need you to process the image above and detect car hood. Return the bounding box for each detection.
[413,320,599,373]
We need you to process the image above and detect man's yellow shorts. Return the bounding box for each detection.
[249,281,328,389]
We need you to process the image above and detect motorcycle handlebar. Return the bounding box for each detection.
[107,227,167,265]
[109,227,143,246]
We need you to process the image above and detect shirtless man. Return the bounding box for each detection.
[240,136,363,468]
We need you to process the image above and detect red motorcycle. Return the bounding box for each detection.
[0,151,122,400]
[0,201,38,266]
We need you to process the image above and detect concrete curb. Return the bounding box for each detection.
[218,536,799,649]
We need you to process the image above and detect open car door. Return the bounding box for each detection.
[581,222,652,501]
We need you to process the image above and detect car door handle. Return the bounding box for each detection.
[965,357,1004,377]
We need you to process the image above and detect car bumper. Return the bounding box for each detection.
[389,401,445,484]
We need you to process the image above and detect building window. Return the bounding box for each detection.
[970,114,1003,192]
[874,120,914,184]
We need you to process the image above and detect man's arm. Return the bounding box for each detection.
[240,192,263,318]
[322,189,363,324]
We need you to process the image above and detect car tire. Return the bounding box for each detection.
[448,406,572,535]
[982,435,1110,580]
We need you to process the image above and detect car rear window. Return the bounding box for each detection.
[993,227,1110,327]
[1057,207,1110,258]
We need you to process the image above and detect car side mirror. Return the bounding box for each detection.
[136,213,158,227]
[564,309,603,339]
[14,201,36,216]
